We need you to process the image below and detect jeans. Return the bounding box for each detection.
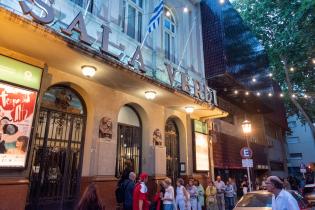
[216,194,225,210]
[190,198,198,210]
[176,199,186,210]
[225,197,235,210]
[164,204,174,210]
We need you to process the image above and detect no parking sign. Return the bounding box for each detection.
[240,147,253,159]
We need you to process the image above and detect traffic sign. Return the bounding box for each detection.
[300,163,307,174]
[242,159,253,168]
[240,147,253,159]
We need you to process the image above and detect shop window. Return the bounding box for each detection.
[163,8,176,63]
[116,105,142,177]
[122,0,143,42]
[270,161,284,171]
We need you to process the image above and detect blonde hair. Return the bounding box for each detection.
[164,178,172,185]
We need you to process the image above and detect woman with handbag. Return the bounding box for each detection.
[205,180,218,210]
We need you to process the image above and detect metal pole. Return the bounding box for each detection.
[245,134,252,192]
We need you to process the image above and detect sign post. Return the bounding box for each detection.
[300,163,307,178]
[241,147,253,192]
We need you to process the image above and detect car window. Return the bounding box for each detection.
[236,193,272,207]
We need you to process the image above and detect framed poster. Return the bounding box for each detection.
[194,132,210,171]
[192,119,210,172]
[0,82,37,168]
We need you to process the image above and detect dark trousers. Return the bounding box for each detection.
[225,197,235,210]
[123,204,132,210]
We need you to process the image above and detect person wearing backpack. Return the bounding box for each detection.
[122,172,136,210]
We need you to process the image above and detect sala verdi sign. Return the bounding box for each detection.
[18,0,217,106]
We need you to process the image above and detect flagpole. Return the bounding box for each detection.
[140,31,149,49]
[84,0,92,18]
[177,16,197,72]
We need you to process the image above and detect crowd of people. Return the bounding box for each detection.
[75,170,313,210]
[116,172,239,210]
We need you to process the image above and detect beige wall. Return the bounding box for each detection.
[46,66,196,177]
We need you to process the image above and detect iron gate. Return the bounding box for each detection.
[28,108,86,210]
[165,120,179,182]
[116,124,142,177]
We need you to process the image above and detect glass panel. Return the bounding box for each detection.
[127,5,136,39]
[138,0,143,8]
[137,12,142,42]
[171,24,175,33]
[165,33,170,60]
[171,36,175,63]
[42,86,85,115]
[164,20,171,30]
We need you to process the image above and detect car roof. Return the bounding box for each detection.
[304,184,315,188]
[246,190,272,195]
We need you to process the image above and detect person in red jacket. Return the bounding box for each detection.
[133,172,150,210]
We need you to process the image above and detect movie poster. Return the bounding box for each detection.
[195,132,210,171]
[0,82,37,168]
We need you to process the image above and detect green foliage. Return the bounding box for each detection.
[232,0,315,121]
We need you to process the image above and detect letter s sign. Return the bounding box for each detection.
[19,0,54,24]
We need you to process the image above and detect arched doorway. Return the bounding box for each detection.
[116,105,142,178]
[28,85,86,210]
[165,119,179,182]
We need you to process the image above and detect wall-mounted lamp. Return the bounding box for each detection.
[81,65,97,77]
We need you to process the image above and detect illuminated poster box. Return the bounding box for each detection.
[0,55,42,168]
[192,120,210,172]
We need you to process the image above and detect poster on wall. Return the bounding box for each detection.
[195,132,210,171]
[0,82,37,168]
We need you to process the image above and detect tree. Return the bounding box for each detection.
[232,0,315,138]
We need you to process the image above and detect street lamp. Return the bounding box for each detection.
[242,119,252,192]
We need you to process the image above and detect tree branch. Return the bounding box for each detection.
[282,56,315,140]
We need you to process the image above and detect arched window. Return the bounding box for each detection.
[116,105,142,177]
[163,8,176,63]
[122,0,143,42]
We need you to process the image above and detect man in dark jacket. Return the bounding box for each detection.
[123,172,136,210]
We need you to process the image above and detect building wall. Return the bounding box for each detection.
[286,115,315,169]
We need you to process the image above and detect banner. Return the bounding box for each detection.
[195,132,210,171]
[0,82,37,168]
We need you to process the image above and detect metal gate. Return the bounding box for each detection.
[165,120,179,182]
[27,107,86,210]
[116,124,142,177]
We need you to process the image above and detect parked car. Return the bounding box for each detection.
[304,184,315,205]
[234,190,312,210]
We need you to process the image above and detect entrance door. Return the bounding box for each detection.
[116,105,142,177]
[28,86,86,210]
[165,119,179,182]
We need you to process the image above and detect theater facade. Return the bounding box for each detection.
[0,0,228,209]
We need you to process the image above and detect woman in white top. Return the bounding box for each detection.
[162,178,175,210]
[187,179,198,210]
[176,178,189,210]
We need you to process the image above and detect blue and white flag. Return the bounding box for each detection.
[147,0,164,33]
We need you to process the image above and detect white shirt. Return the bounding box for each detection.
[163,185,174,204]
[214,181,226,194]
[272,189,299,210]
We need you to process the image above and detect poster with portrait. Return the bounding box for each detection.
[0,82,37,168]
[99,117,112,141]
